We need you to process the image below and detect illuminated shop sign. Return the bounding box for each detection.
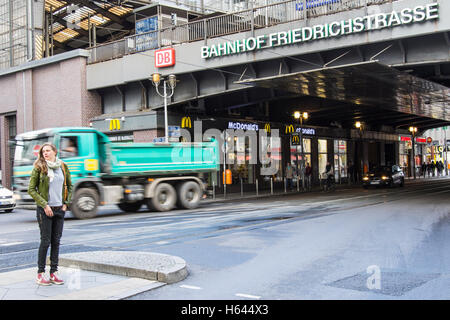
[228,121,259,131]
[296,127,316,135]
[201,3,439,59]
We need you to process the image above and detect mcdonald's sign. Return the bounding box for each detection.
[291,134,300,145]
[285,124,294,134]
[109,119,121,131]
[181,116,192,128]
[264,123,271,133]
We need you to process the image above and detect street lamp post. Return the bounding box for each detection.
[355,121,363,182]
[151,73,177,144]
[409,126,418,179]
[294,111,308,190]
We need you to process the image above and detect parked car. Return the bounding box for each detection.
[362,165,405,188]
[0,186,16,213]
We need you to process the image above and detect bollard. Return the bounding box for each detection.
[241,178,243,197]
[284,177,287,193]
[271,177,273,195]
[212,181,215,200]
[224,182,226,199]
[297,176,299,192]
[256,179,259,197]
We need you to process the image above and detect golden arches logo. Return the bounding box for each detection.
[181,116,192,128]
[109,119,121,131]
[285,124,294,134]
[264,123,271,133]
[291,134,300,145]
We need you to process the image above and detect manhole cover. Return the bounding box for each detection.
[326,269,440,296]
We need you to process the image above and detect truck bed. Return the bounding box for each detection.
[109,141,219,176]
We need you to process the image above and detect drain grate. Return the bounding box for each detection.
[326,270,440,296]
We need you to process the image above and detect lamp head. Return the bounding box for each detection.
[355,121,361,129]
[168,74,177,89]
[151,73,161,87]
[302,112,308,120]
[294,111,300,119]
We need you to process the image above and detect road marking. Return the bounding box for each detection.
[154,241,170,245]
[0,241,25,246]
[235,293,261,299]
[180,285,202,290]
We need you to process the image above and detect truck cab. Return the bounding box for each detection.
[13,127,109,204]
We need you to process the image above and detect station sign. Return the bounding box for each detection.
[155,48,175,68]
[295,127,316,135]
[201,3,439,59]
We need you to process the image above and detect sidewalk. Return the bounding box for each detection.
[0,251,187,300]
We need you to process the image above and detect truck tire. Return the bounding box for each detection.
[72,187,99,219]
[176,181,202,209]
[149,183,176,212]
[117,201,143,213]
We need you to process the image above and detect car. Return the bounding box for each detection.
[362,165,405,188]
[0,186,16,213]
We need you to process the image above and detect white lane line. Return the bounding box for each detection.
[235,293,261,299]
[0,241,25,246]
[180,285,202,290]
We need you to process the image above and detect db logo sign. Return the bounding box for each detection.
[155,48,175,68]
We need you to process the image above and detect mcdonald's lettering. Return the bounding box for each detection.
[264,123,271,133]
[181,116,192,128]
[291,134,300,145]
[285,125,294,134]
[109,119,121,131]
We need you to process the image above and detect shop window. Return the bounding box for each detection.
[334,140,347,181]
[318,139,328,176]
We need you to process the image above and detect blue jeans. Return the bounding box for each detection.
[36,206,65,274]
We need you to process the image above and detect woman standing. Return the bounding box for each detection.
[28,143,72,286]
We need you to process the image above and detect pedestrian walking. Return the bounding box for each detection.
[285,162,294,191]
[426,161,432,177]
[431,161,436,177]
[421,162,426,178]
[348,161,355,184]
[305,162,312,191]
[28,143,72,286]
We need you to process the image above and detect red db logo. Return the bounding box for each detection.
[155,48,175,68]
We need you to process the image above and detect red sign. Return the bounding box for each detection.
[426,137,432,144]
[155,48,175,68]
[400,136,411,142]
[415,137,426,144]
[33,145,41,157]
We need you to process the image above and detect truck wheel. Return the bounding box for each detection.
[117,201,143,213]
[72,188,99,219]
[176,181,201,209]
[150,183,176,212]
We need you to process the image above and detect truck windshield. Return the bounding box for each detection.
[14,137,51,166]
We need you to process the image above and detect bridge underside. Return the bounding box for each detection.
[234,61,450,131]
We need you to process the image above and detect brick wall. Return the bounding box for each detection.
[134,129,164,143]
[0,54,102,187]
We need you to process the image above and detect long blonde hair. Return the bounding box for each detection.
[33,142,57,174]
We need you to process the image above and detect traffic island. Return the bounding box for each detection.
[50,251,188,284]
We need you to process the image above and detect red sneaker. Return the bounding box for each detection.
[36,273,51,286]
[50,272,64,285]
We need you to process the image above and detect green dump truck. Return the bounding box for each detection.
[13,127,219,219]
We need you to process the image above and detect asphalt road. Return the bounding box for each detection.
[1,177,449,299]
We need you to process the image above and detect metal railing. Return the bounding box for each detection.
[88,0,396,64]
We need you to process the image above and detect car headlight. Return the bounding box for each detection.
[363,176,369,181]
[381,176,389,180]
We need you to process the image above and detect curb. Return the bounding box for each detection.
[48,251,188,284]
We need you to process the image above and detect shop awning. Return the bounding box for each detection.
[234,61,450,130]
